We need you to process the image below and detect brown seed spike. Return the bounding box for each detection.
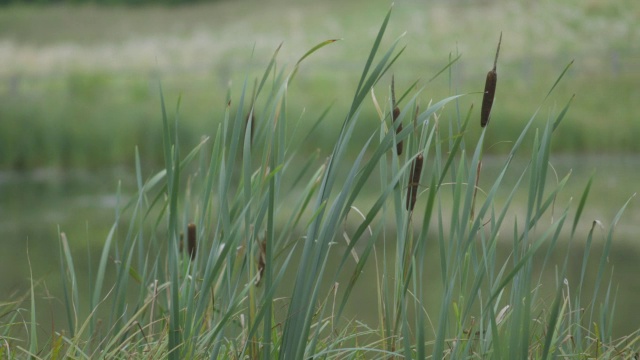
[481,32,502,128]
[187,223,197,261]
[406,154,424,211]
[396,122,403,155]
[255,237,267,286]
[413,155,424,184]
[394,105,403,155]
[392,76,403,155]
[480,71,497,127]
[391,74,397,108]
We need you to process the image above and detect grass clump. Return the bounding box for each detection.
[2,7,639,359]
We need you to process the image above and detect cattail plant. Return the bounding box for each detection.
[392,75,403,155]
[480,32,502,127]
[255,236,267,286]
[187,223,197,261]
[406,154,423,211]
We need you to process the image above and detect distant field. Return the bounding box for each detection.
[0,0,638,169]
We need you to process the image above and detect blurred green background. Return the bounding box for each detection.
[1,0,639,336]
[1,0,638,169]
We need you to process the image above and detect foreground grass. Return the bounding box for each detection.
[1,0,639,169]
[2,6,639,359]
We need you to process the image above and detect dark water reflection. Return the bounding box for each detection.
[1,155,639,337]
[0,168,132,295]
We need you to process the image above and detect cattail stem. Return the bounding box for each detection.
[470,161,482,221]
[493,32,502,71]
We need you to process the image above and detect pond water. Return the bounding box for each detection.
[1,154,639,337]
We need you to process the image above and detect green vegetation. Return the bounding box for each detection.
[0,0,215,6]
[0,0,639,169]
[2,7,639,359]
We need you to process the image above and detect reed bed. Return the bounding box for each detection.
[2,7,638,359]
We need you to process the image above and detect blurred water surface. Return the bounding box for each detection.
[1,155,639,337]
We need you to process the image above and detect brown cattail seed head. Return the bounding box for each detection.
[480,70,497,127]
[187,223,197,261]
[256,237,267,286]
[406,154,424,211]
[391,74,397,107]
[392,76,403,155]
[480,32,502,128]
[394,105,403,155]
[396,122,404,155]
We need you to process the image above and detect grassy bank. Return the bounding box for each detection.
[1,7,639,358]
[0,0,639,169]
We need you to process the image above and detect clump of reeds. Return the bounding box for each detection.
[392,75,403,155]
[406,154,423,211]
[480,32,502,127]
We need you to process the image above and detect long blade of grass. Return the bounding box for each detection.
[27,246,37,359]
[288,39,340,84]
[58,231,78,338]
[589,193,636,329]
[571,173,594,237]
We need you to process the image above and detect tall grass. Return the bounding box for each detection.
[3,7,639,359]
